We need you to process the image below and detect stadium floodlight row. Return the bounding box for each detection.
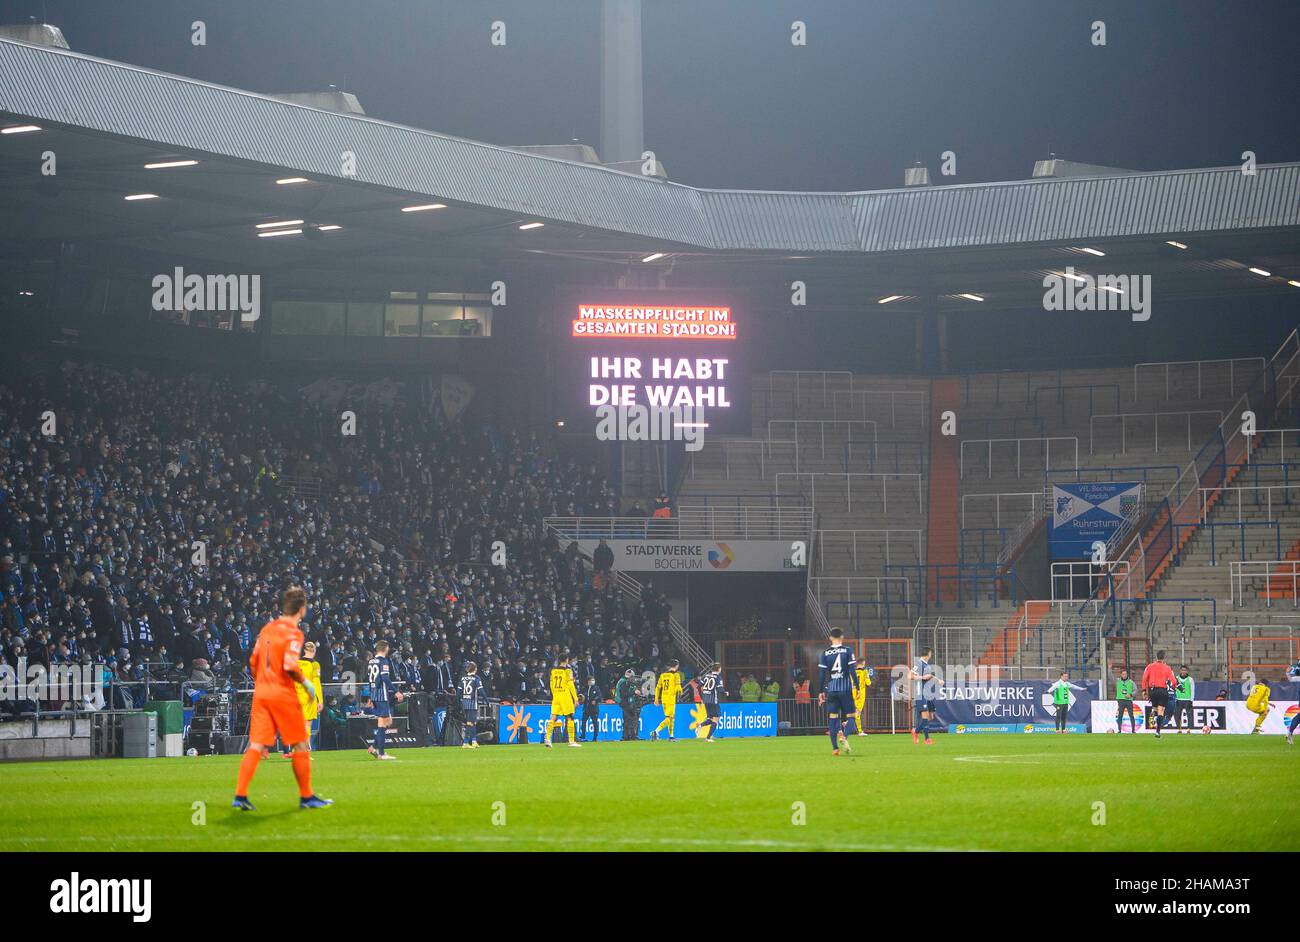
[2,36,1300,318]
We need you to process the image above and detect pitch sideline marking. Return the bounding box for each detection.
[954,751,1152,765]
[2,832,990,852]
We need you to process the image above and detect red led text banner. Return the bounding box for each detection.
[572,304,736,341]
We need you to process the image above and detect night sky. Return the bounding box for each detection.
[1,0,1296,191]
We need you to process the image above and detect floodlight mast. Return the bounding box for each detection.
[600,0,644,166]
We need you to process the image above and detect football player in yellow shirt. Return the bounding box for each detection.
[545,652,582,748]
[285,640,324,755]
[849,664,872,741]
[651,660,682,741]
[1246,680,1274,733]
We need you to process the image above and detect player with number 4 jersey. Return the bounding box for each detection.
[817,628,860,755]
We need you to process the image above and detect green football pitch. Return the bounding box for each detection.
[2,735,1296,852]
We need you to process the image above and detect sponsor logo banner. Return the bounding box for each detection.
[1051,482,1141,559]
[575,539,800,572]
[1091,700,1298,733]
[933,680,1097,727]
[948,722,1086,734]
[497,702,777,742]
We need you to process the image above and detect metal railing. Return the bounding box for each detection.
[960,491,1039,529]
[613,567,710,668]
[824,599,919,633]
[887,562,1017,609]
[1109,326,1300,607]
[1032,382,1121,422]
[1226,629,1300,681]
[959,436,1079,478]
[1220,460,1300,494]
[1200,483,1300,523]
[544,507,813,542]
[830,388,927,428]
[776,471,923,515]
[962,369,1066,407]
[909,623,979,672]
[1133,356,1265,401]
[1254,428,1300,463]
[1172,520,1281,566]
[814,530,923,571]
[1088,410,1223,455]
[768,418,877,463]
[805,584,834,635]
[775,697,905,734]
[687,438,795,481]
[959,527,1009,566]
[766,370,854,411]
[680,491,807,509]
[278,473,324,500]
[1230,560,1300,608]
[987,599,1111,678]
[539,521,713,667]
[811,575,912,606]
[1047,463,1184,500]
[959,414,1046,440]
[843,439,925,474]
[1111,597,1220,636]
[1050,560,1131,602]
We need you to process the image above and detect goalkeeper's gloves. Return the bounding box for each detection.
[302,679,317,702]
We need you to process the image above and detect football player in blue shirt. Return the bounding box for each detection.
[817,628,860,756]
[908,647,942,745]
[367,641,403,760]
[459,661,486,749]
[698,662,726,742]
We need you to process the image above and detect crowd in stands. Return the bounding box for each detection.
[0,357,679,715]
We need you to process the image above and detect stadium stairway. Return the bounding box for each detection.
[951,357,1264,676]
[1261,537,1300,602]
[1066,429,1300,681]
[974,601,1045,670]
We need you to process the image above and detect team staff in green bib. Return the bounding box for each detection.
[1172,666,1196,733]
[1046,671,1084,733]
[1115,668,1138,733]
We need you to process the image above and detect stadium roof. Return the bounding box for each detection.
[2,36,1300,314]
[3,37,1300,256]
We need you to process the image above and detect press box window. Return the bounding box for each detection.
[271,300,345,335]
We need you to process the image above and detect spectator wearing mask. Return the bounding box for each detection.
[189,657,216,686]
[320,698,347,750]
[593,539,614,574]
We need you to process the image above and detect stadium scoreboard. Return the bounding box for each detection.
[555,291,748,441]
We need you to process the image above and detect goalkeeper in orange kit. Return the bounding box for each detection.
[232,587,333,811]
